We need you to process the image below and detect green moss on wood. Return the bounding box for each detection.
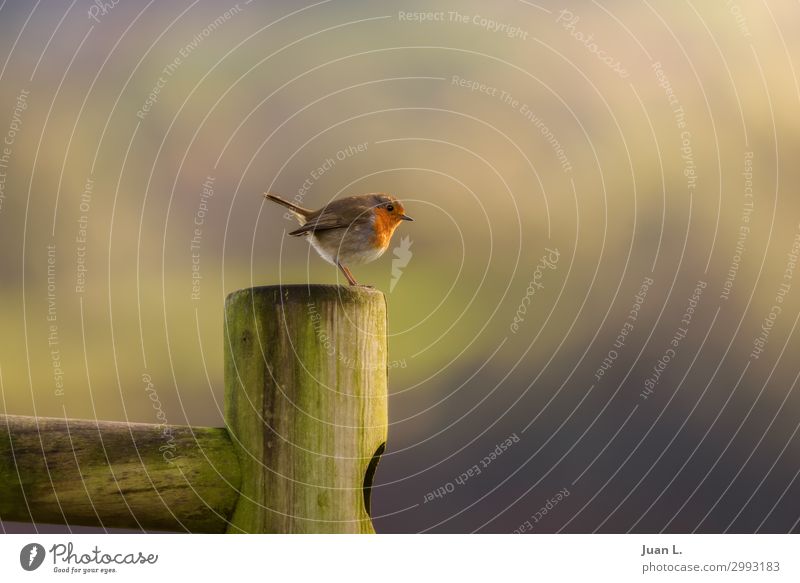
[0,415,241,532]
[224,285,388,533]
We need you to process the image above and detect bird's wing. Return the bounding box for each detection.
[288,197,373,236]
[288,210,351,236]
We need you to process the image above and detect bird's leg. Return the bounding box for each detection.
[337,261,372,288]
[336,261,359,286]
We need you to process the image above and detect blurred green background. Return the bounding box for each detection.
[1,0,799,532]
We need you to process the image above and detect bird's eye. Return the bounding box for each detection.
[386,204,394,212]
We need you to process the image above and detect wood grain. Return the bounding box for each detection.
[224,284,388,533]
[0,414,240,532]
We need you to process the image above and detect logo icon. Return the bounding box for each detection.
[390,236,413,292]
[20,543,46,571]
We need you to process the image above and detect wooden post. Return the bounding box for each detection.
[0,415,240,532]
[224,285,388,533]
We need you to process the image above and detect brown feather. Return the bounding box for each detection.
[264,193,312,218]
[288,194,388,236]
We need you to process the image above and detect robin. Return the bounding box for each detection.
[264,192,414,286]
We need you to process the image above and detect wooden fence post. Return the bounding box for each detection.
[223,284,388,533]
[0,284,388,533]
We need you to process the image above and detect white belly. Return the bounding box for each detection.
[307,225,388,266]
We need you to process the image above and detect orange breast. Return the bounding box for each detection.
[371,209,397,250]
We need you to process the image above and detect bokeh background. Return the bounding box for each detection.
[1,0,800,533]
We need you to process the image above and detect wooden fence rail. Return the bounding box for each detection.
[0,285,388,533]
[0,415,240,533]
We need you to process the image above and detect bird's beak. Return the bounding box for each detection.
[400,214,414,221]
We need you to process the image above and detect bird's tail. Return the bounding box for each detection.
[263,193,311,218]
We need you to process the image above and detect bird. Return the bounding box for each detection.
[264,192,414,286]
